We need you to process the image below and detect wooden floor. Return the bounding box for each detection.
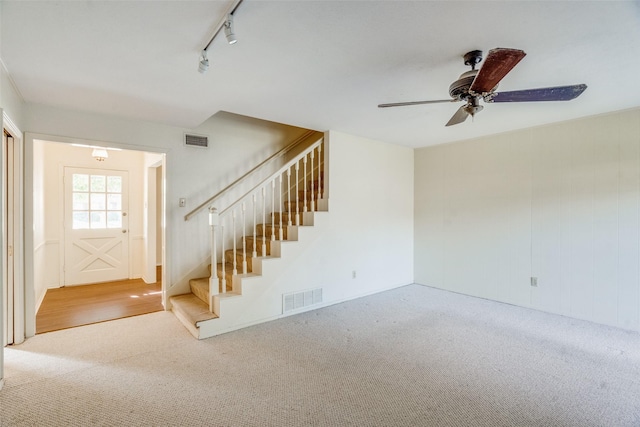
[36,270,163,334]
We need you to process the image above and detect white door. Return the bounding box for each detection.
[64,167,129,285]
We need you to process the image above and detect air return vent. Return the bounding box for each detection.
[283,288,323,313]
[184,133,209,148]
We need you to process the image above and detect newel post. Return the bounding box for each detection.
[208,207,219,312]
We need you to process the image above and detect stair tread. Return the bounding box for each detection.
[170,293,218,325]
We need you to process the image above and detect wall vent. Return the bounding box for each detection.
[283,288,322,313]
[184,133,209,148]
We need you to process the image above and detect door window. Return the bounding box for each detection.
[71,173,123,229]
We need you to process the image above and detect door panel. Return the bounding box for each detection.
[64,167,129,285]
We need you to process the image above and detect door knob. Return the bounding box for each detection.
[122,230,127,233]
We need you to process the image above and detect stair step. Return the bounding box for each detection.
[170,293,218,329]
[283,200,314,212]
[297,190,321,202]
[190,277,210,304]
[271,212,304,226]
[307,177,324,192]
[245,236,273,254]
[224,249,255,272]
[256,223,288,240]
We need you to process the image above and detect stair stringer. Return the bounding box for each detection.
[197,210,329,339]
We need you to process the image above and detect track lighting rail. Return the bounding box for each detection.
[198,0,244,73]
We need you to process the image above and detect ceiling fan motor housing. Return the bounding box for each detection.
[449,70,478,100]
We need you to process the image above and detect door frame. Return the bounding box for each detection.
[24,132,168,338]
[2,112,24,347]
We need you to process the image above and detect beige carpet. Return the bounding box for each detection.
[1,284,640,426]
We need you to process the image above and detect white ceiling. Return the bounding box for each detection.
[3,1,640,148]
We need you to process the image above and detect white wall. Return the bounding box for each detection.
[272,131,415,302]
[0,5,25,383]
[1,65,23,131]
[24,105,311,292]
[415,108,640,331]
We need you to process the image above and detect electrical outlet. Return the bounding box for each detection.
[531,277,538,287]
[352,270,356,279]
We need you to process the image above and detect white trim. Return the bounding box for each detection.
[2,111,21,139]
[0,109,3,385]
[0,59,26,104]
[2,118,25,344]
[27,132,166,154]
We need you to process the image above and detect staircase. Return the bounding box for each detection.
[170,138,325,339]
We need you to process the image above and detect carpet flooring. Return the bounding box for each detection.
[1,284,640,426]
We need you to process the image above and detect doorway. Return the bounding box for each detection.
[29,138,165,334]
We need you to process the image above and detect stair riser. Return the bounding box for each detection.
[297,190,321,201]
[271,212,304,225]
[223,251,254,272]
[283,201,316,212]
[307,179,324,191]
[245,237,273,253]
[256,224,288,240]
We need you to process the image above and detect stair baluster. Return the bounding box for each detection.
[310,149,315,212]
[252,194,257,258]
[303,155,308,213]
[261,186,267,256]
[286,169,292,226]
[221,223,226,293]
[242,202,247,275]
[232,210,238,276]
[278,175,284,240]
[295,161,300,225]
[209,207,219,310]
[318,144,323,200]
[271,179,276,242]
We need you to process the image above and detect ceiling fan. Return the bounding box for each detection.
[378,48,587,127]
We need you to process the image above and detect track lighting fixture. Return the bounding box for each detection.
[224,14,237,45]
[197,0,243,73]
[198,50,209,74]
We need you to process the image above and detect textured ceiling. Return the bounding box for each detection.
[3,1,640,147]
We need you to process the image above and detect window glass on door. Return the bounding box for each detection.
[71,173,123,229]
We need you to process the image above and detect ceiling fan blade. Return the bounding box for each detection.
[378,99,456,108]
[469,48,526,94]
[445,105,470,127]
[490,84,587,103]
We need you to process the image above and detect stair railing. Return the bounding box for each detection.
[207,137,324,312]
[184,130,318,222]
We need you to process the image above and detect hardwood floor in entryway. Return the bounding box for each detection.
[36,272,163,334]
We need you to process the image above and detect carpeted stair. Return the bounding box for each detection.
[170,172,324,336]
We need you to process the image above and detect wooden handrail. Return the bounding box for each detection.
[220,138,323,216]
[184,130,317,221]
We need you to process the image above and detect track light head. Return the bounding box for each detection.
[224,14,237,45]
[198,50,209,74]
